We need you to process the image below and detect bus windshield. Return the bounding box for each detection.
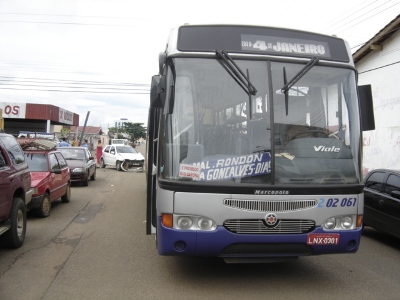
[160,57,361,185]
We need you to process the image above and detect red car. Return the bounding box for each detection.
[22,140,71,217]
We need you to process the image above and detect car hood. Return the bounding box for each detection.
[117,153,145,160]
[30,172,50,188]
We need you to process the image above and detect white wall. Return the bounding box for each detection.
[356,29,400,174]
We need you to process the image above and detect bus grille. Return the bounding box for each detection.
[224,219,315,234]
[223,199,317,212]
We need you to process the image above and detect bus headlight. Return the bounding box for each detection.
[322,215,356,230]
[341,216,353,229]
[174,215,216,231]
[198,218,214,230]
[323,217,336,229]
[177,217,193,230]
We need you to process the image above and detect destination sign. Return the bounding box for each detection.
[241,34,331,58]
[179,152,271,181]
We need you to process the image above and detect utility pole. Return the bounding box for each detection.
[79,111,90,146]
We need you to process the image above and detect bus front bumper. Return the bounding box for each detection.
[156,217,361,257]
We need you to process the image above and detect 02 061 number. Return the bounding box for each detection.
[318,197,357,208]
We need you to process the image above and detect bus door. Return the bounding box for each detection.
[146,75,164,235]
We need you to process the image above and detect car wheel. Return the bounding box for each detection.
[90,168,96,181]
[83,172,89,186]
[61,183,71,203]
[121,160,129,172]
[101,158,106,168]
[0,197,26,248]
[36,193,51,218]
[116,161,122,171]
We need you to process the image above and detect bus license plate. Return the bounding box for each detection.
[307,233,340,245]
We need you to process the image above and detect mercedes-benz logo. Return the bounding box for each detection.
[265,213,278,227]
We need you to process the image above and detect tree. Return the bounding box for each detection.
[123,122,147,140]
[60,126,71,138]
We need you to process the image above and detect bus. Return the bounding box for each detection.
[18,131,59,142]
[146,24,375,262]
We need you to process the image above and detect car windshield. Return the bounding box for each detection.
[58,149,86,160]
[25,153,49,172]
[116,146,137,154]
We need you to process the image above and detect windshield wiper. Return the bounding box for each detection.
[216,50,257,96]
[281,57,319,115]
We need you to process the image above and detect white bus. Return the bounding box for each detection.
[146,25,375,262]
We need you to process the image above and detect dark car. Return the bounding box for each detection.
[24,147,71,218]
[364,169,400,238]
[57,147,96,186]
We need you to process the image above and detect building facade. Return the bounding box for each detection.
[354,15,400,174]
[0,102,79,135]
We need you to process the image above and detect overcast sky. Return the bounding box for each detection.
[0,0,398,131]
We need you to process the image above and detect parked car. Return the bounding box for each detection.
[101,144,144,171]
[23,140,71,217]
[0,133,32,248]
[364,168,400,238]
[57,147,96,186]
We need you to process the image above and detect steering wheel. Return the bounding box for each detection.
[290,129,329,140]
[288,88,308,97]
[253,146,270,153]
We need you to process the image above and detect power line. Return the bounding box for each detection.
[0,12,134,20]
[0,75,150,94]
[0,74,150,93]
[327,0,395,33]
[334,1,400,34]
[0,86,149,94]
[0,11,171,22]
[0,75,150,87]
[0,11,174,27]
[0,19,135,27]
[321,0,380,32]
[358,60,400,74]
[0,82,149,91]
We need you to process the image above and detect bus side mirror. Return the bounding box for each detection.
[358,84,375,131]
[150,75,166,108]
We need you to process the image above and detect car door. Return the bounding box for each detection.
[381,172,400,236]
[55,152,70,193]
[109,146,118,165]
[0,147,11,220]
[49,153,63,201]
[85,149,96,176]
[103,145,111,165]
[364,170,386,229]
